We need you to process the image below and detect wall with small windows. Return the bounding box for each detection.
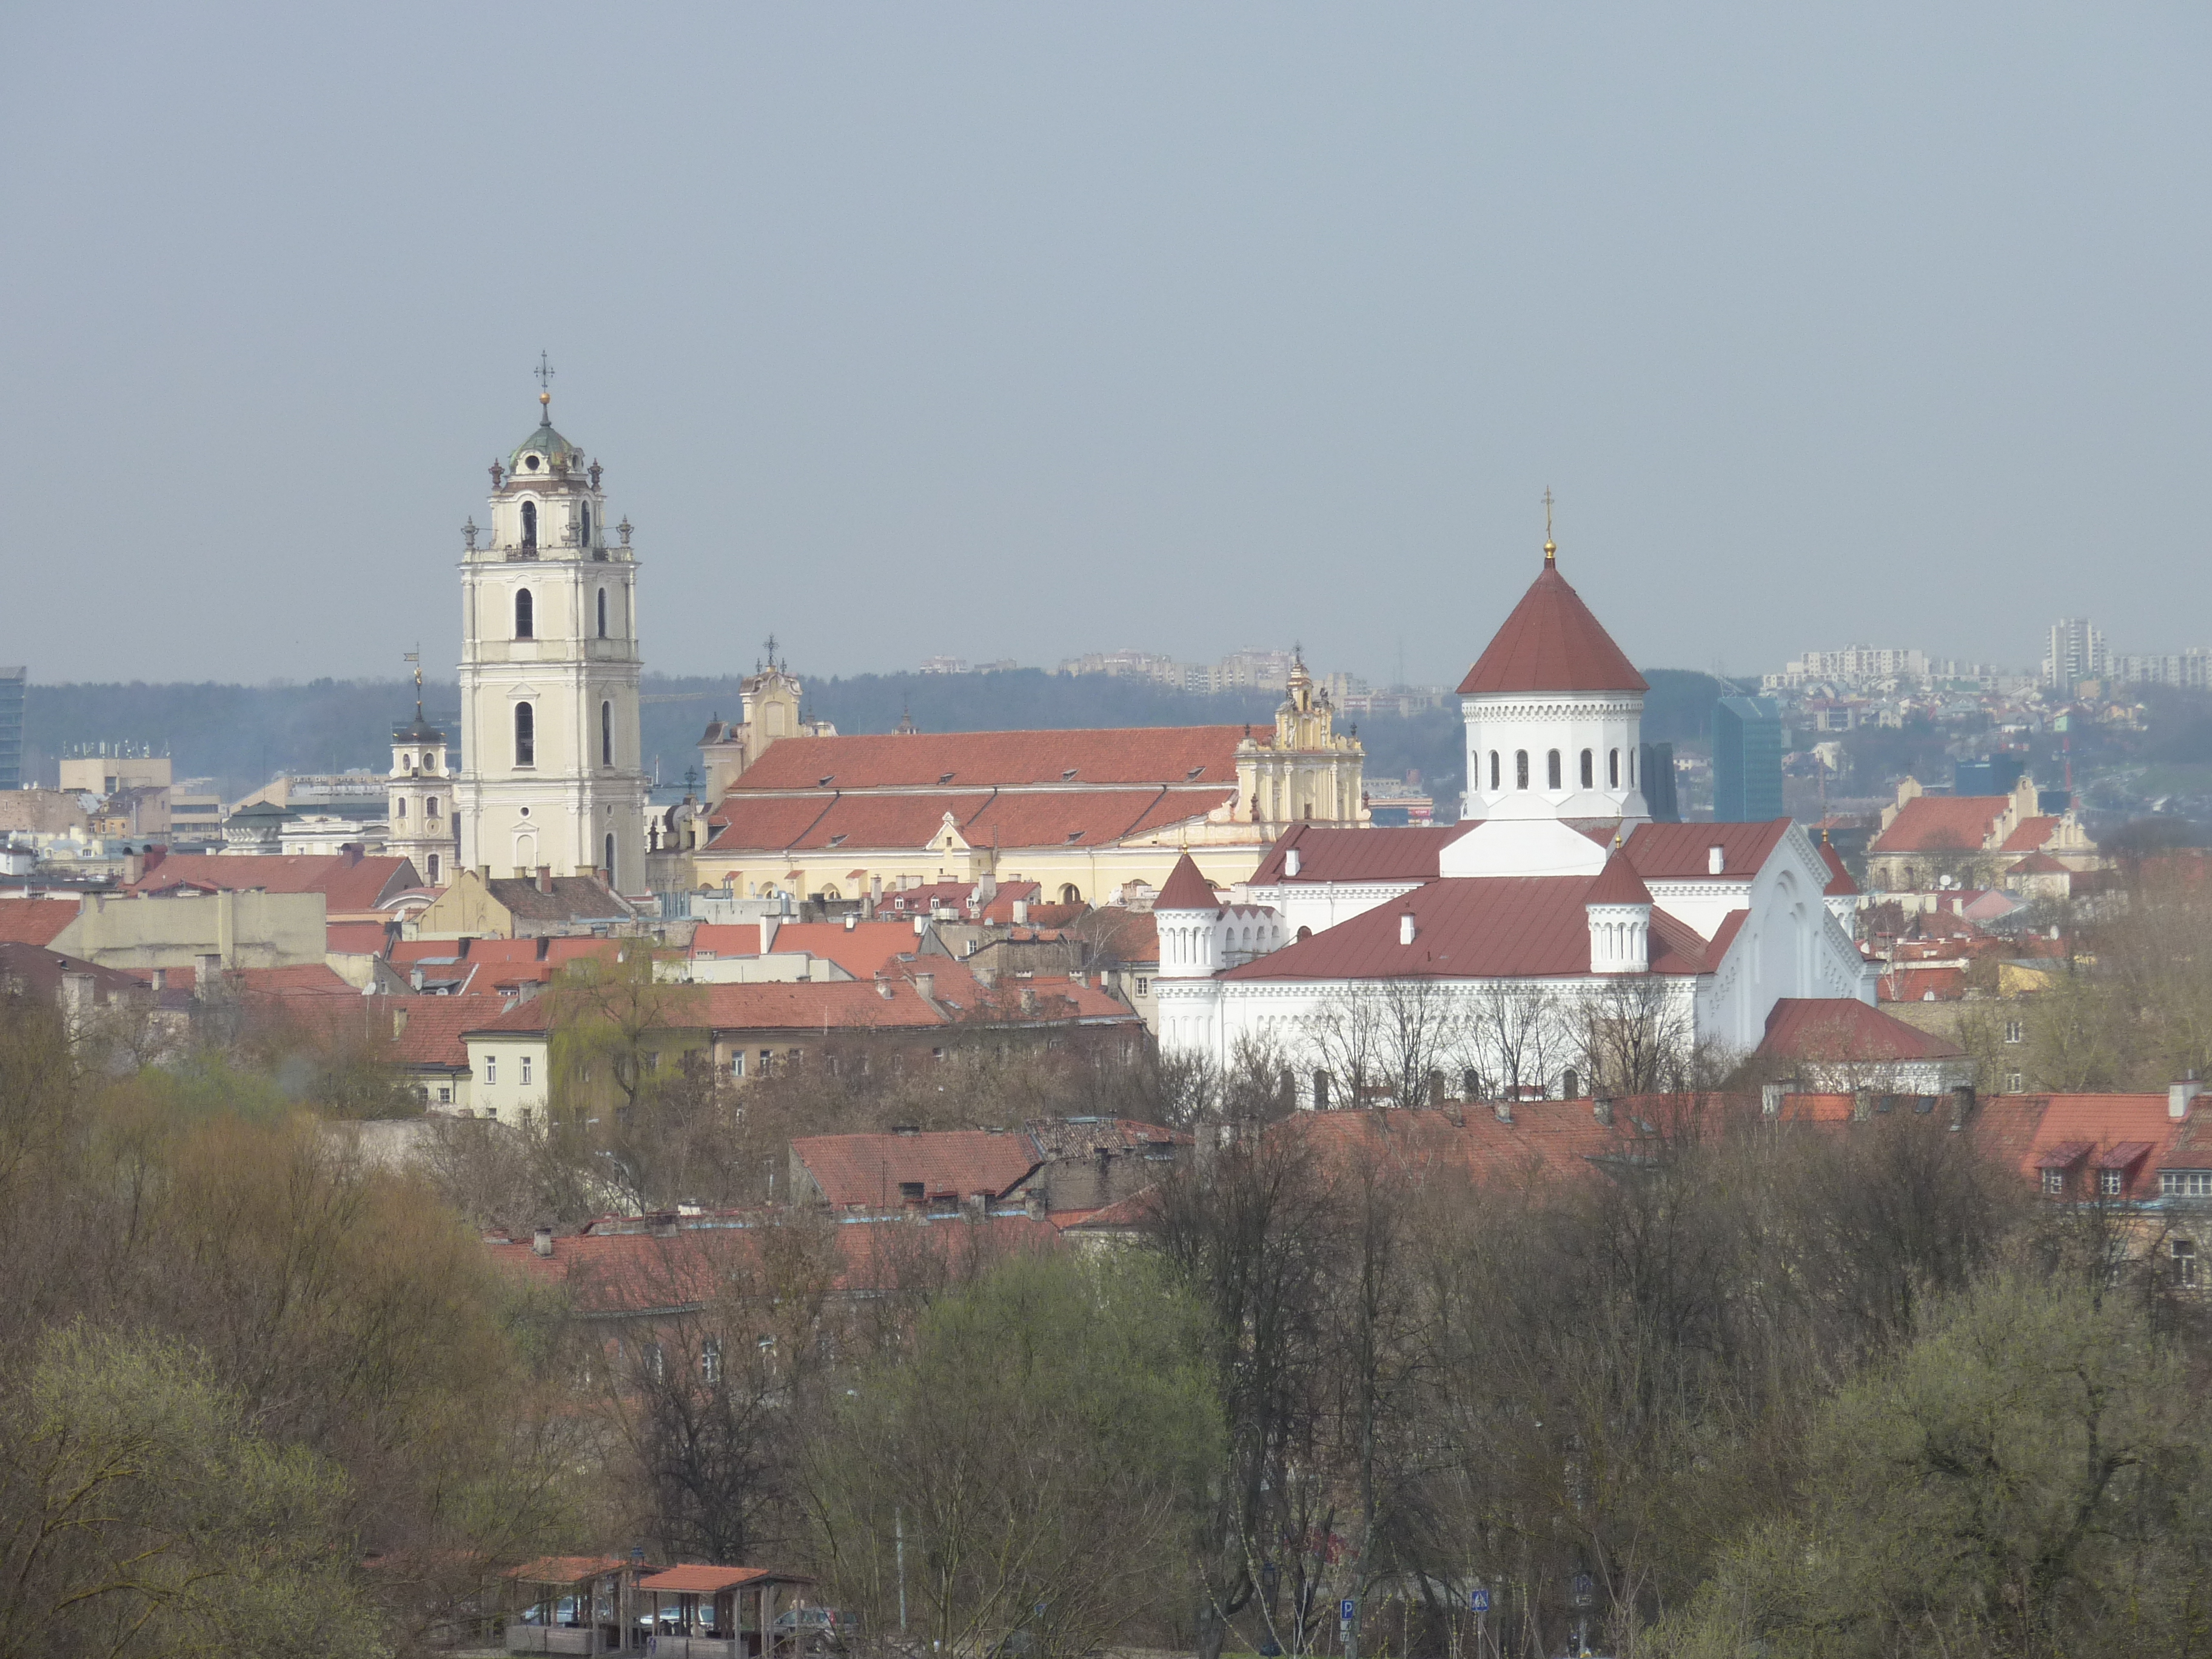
[1461,691,1651,823]
[461,1031,550,1127]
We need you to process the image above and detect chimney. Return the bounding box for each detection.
[876,974,894,1000]
[391,1007,409,1037]
[409,965,425,991]
[843,913,856,931]
[1949,1083,1977,1128]
[1852,1087,1874,1122]
[759,915,779,954]
[870,874,883,902]
[195,953,223,994]
[914,971,936,1002]
[122,850,143,884]
[59,971,96,1027]
[2171,1072,2203,1120]
[531,1225,554,1258]
[1285,847,1301,877]
[1761,1082,1787,1118]
[1593,1096,1613,1126]
[1708,845,1725,876]
[1013,898,1029,925]
[1492,1099,1513,1124]
[1399,911,1417,946]
[535,865,552,894]
[343,843,364,866]
[149,967,166,993]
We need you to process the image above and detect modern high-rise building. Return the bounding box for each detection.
[0,667,22,789]
[1713,695,1784,823]
[2043,618,2107,691]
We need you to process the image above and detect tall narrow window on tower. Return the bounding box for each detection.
[604,833,615,883]
[1489,751,1500,791]
[521,500,537,549]
[1609,748,1620,788]
[581,504,592,546]
[515,589,534,639]
[514,702,535,766]
[1580,749,1594,788]
[1547,749,1562,789]
[1515,750,1529,790]
[597,589,608,638]
[601,701,612,766]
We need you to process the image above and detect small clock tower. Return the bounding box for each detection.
[452,367,648,890]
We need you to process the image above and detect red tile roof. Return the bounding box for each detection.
[1876,965,1966,1003]
[235,963,357,996]
[724,728,1246,792]
[509,1558,634,1586]
[1249,823,1476,885]
[0,897,80,947]
[2000,815,2060,852]
[1221,876,1711,981]
[1756,997,1965,1062]
[1456,563,1648,696]
[123,853,418,915]
[1156,853,1222,913]
[2007,851,2071,875]
[1623,820,1792,879]
[793,1130,1042,1208]
[703,787,1235,857]
[327,920,390,956]
[1868,796,2006,854]
[692,920,923,980]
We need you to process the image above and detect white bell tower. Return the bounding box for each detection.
[387,654,458,886]
[453,365,648,891]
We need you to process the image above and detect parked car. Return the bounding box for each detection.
[774,1606,856,1650]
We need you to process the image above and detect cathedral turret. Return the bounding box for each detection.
[1154,853,1225,979]
[1458,513,1650,825]
[452,366,647,890]
[386,655,457,886]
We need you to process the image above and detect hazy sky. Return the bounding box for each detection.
[4,5,2207,689]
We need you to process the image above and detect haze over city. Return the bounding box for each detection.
[5,4,2209,685]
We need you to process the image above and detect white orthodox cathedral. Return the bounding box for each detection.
[446,386,649,893]
[1151,541,1875,1099]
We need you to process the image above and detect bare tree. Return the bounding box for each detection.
[1467,981,1563,1099]
[1571,977,1698,1096]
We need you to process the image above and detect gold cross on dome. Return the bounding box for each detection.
[1542,487,1557,562]
[534,352,555,395]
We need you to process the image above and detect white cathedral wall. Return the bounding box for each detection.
[1691,824,1877,1054]
[1461,692,1650,821]
[1242,880,1422,939]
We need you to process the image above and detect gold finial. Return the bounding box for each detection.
[1543,486,1557,563]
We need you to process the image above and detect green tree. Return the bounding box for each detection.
[0,1325,387,1659]
[807,1251,1221,1659]
[1657,1270,2212,1659]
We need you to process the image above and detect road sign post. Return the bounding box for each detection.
[1339,1598,1356,1659]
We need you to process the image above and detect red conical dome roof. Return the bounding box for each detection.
[1584,844,1653,907]
[1458,560,1647,696]
[1155,853,1221,913]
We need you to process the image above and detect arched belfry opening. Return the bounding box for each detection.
[520,499,538,549]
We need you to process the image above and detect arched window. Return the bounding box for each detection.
[1609,748,1620,787]
[514,589,534,639]
[514,702,535,766]
[581,504,592,545]
[1515,749,1529,790]
[1631,749,1637,785]
[603,833,615,882]
[1563,1067,1580,1099]
[395,797,407,820]
[426,853,440,883]
[601,700,612,766]
[1060,883,1081,905]
[1547,749,1562,789]
[520,500,538,549]
[1580,748,1594,788]
[1489,751,1500,791]
[597,589,608,638]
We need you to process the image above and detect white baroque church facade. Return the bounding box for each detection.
[1153,543,1874,1101]
[452,390,648,892]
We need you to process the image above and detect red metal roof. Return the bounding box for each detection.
[637,1566,806,1594]
[1221,876,1711,981]
[1456,563,1647,696]
[1155,853,1221,912]
[509,1557,634,1584]
[2034,1139,2094,1171]
[1583,845,1652,906]
[1248,823,1476,885]
[725,727,1246,792]
[1623,820,1792,879]
[1817,837,1857,897]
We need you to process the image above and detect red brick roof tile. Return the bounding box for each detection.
[0,897,80,948]
[1868,796,2007,854]
[124,853,418,915]
[725,728,1245,792]
[793,1129,1042,1208]
[1757,997,1965,1062]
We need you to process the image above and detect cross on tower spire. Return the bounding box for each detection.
[534,351,555,420]
[1543,486,1556,563]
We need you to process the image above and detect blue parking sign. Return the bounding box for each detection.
[1340,1600,1356,1623]
[1469,1589,1490,1614]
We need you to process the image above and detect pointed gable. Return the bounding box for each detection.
[1456,563,1648,696]
[1155,853,1221,913]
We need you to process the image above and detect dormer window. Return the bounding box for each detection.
[515,589,535,639]
[521,500,538,547]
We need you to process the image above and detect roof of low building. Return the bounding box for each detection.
[793,1129,1043,1208]
[0,897,81,948]
[1868,795,2009,855]
[1456,562,1649,697]
[484,875,637,923]
[638,1566,808,1594]
[122,852,420,914]
[1757,997,1966,1062]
